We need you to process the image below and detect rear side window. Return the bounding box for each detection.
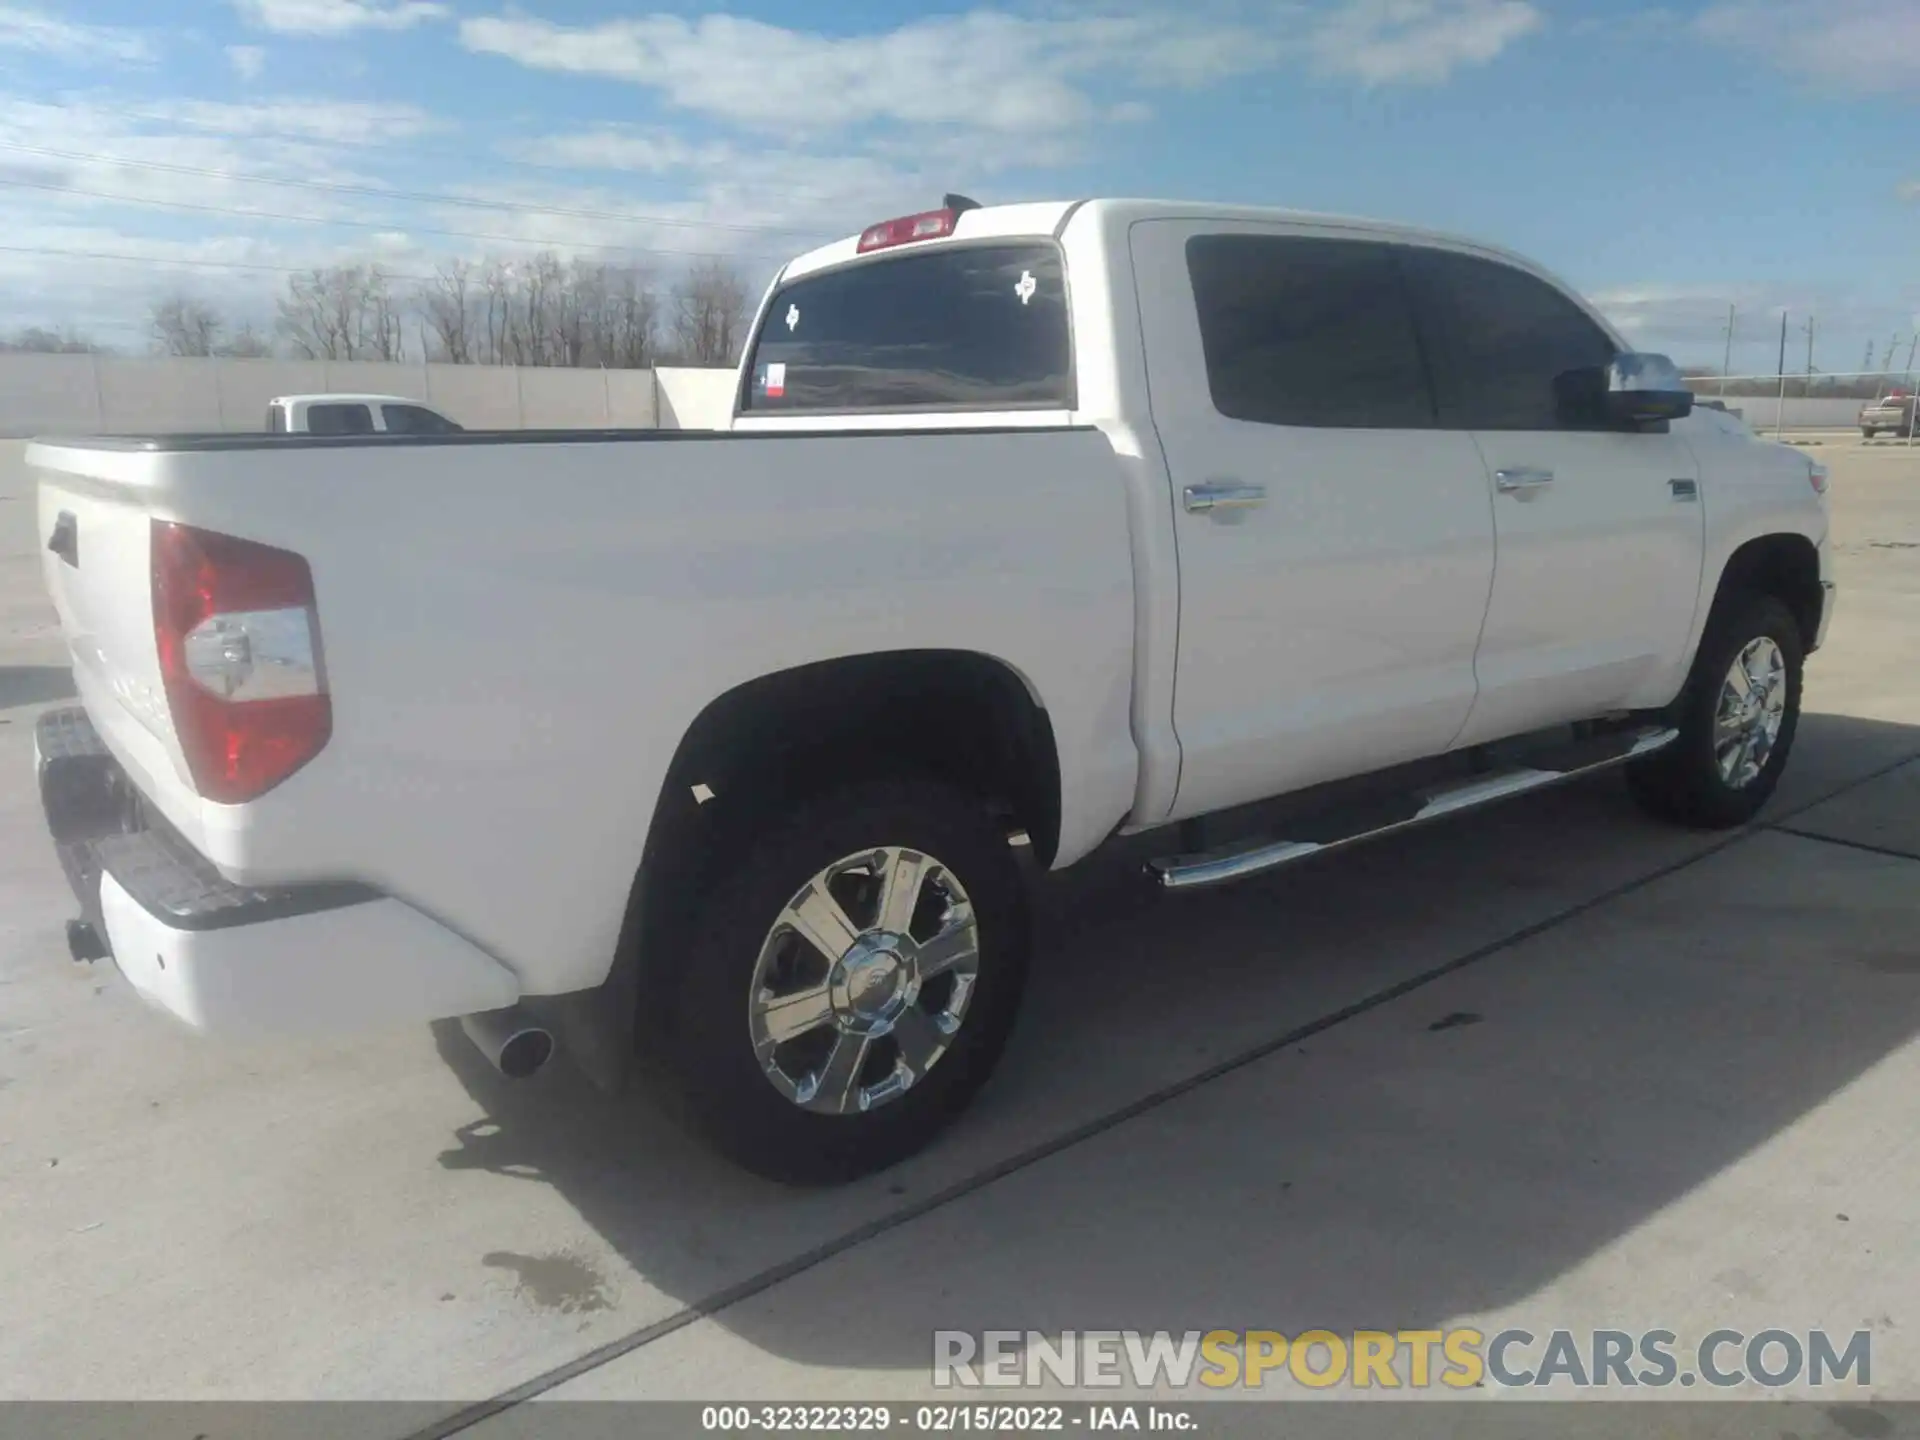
[743,243,1072,413]
[305,403,374,436]
[1408,249,1617,430]
[381,403,460,434]
[1185,234,1434,429]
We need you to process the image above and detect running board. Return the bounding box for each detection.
[1147,726,1679,892]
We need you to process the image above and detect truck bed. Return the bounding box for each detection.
[29,424,1142,1006]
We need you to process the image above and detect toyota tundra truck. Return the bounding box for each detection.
[29,197,1835,1183]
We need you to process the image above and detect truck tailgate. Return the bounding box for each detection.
[29,442,191,828]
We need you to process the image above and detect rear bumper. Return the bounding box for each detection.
[36,705,520,1034]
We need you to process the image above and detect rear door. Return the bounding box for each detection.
[1405,247,1706,745]
[1131,221,1498,820]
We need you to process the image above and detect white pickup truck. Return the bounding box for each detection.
[31,197,1834,1183]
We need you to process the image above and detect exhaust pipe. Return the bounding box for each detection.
[67,918,109,964]
[460,1006,555,1080]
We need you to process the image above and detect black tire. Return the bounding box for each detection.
[659,775,1029,1184]
[1863,428,1877,439]
[1627,592,1803,829]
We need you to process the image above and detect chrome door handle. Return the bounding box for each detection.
[1183,480,1267,514]
[1494,467,1555,493]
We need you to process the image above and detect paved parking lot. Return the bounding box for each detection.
[2,436,1918,1431]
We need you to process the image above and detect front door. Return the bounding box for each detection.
[1404,247,1707,747]
[1130,221,1498,822]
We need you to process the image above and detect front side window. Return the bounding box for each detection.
[1409,249,1618,430]
[381,404,459,434]
[743,243,1072,413]
[305,403,374,435]
[1185,233,1434,430]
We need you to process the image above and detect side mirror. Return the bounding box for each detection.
[1555,352,1694,427]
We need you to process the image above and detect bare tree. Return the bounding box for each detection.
[0,326,105,353]
[275,264,405,361]
[366,267,406,362]
[479,258,514,366]
[598,263,659,369]
[150,293,224,357]
[669,258,750,367]
[419,260,477,363]
[430,253,660,368]
[217,323,274,359]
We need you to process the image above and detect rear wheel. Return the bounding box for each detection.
[1627,593,1803,829]
[660,776,1029,1184]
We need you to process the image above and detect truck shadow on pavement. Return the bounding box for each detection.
[0,665,74,711]
[433,709,1920,1382]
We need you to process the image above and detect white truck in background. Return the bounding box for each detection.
[31,197,1833,1183]
[267,393,463,436]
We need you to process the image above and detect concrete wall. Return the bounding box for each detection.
[655,367,739,430]
[0,355,741,437]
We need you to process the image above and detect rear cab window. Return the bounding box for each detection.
[742,243,1073,414]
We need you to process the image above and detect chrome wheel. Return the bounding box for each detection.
[748,847,980,1116]
[1714,636,1788,789]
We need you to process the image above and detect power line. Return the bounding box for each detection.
[0,239,441,281]
[41,100,894,208]
[0,175,795,263]
[0,138,822,236]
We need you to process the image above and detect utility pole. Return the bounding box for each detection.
[1720,304,1736,396]
[1800,315,1815,397]
[1773,312,1790,438]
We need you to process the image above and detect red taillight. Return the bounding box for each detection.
[855,207,958,253]
[151,521,330,804]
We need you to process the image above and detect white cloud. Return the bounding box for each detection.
[1311,0,1542,85]
[226,44,267,80]
[143,98,445,144]
[458,6,1350,137]
[0,5,153,63]
[460,3,1538,141]
[509,127,734,175]
[1698,0,1920,91]
[231,0,449,37]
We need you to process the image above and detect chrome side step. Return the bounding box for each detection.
[1147,726,1678,892]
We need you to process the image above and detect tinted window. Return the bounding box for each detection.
[382,404,460,434]
[1185,234,1433,429]
[305,403,374,435]
[743,244,1072,413]
[1410,250,1617,430]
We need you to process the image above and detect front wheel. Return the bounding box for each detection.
[1627,593,1803,829]
[660,776,1030,1184]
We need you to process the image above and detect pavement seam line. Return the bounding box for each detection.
[406,746,1920,1440]
[1765,824,1920,865]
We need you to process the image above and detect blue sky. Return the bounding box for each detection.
[0,0,1916,369]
